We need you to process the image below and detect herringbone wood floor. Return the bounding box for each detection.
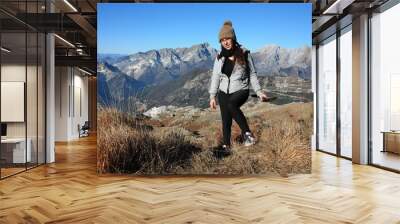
[1,134,400,224]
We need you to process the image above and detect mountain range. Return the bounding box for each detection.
[112,43,218,85]
[97,43,311,109]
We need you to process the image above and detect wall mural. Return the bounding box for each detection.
[97,3,313,176]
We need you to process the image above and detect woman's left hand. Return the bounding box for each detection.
[258,92,268,102]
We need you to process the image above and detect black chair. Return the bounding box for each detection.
[79,121,90,138]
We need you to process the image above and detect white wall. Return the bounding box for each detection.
[55,66,70,141]
[1,65,26,141]
[1,64,26,81]
[1,63,46,164]
[55,67,89,141]
[1,82,25,122]
[72,73,89,138]
[1,65,31,137]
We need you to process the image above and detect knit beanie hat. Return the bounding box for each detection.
[219,20,236,42]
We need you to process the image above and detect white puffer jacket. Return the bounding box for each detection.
[209,47,262,99]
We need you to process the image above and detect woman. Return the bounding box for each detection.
[209,20,268,152]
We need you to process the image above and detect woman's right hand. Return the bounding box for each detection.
[210,97,217,110]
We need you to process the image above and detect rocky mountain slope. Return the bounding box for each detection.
[98,43,312,109]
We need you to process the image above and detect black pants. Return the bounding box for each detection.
[217,89,250,146]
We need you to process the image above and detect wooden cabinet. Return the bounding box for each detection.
[382,132,400,154]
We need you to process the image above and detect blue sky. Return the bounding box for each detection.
[98,3,311,54]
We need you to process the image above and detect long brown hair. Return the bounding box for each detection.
[217,41,247,66]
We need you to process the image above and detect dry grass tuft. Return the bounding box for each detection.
[98,108,201,174]
[97,102,313,176]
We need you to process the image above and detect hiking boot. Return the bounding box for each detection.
[214,144,232,158]
[221,144,232,153]
[243,132,256,146]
